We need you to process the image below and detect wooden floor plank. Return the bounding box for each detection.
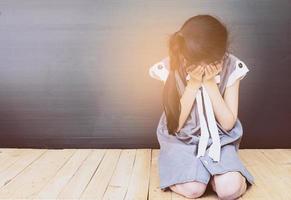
[258,150,291,199]
[0,149,29,174]
[102,149,136,200]
[0,148,23,154]
[0,149,74,198]
[239,150,275,200]
[32,149,92,199]
[239,149,262,167]
[80,149,121,199]
[240,150,287,200]
[123,149,151,200]
[259,149,291,165]
[0,149,46,189]
[57,149,106,199]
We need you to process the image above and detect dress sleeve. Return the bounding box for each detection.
[148,57,170,82]
[226,59,250,87]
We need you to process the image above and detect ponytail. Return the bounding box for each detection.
[163,31,187,135]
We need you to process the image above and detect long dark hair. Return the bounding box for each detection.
[163,15,229,135]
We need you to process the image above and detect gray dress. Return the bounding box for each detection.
[153,53,255,191]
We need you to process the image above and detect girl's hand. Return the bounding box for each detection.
[202,63,222,83]
[186,65,205,86]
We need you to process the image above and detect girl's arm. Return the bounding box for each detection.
[176,81,201,132]
[203,79,239,131]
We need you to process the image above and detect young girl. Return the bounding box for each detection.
[149,15,254,199]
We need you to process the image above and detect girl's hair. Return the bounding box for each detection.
[163,15,229,135]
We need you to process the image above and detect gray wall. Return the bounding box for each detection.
[0,1,290,148]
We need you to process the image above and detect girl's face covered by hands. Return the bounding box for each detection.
[202,60,223,82]
[185,59,223,83]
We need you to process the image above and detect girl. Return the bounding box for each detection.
[149,15,254,199]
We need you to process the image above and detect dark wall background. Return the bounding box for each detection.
[0,1,290,149]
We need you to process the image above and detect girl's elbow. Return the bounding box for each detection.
[221,116,237,131]
[222,124,234,132]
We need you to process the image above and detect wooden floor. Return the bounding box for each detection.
[0,149,290,199]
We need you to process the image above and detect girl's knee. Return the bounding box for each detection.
[213,172,247,200]
[170,181,207,199]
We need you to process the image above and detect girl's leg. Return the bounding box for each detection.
[210,176,216,192]
[211,171,247,200]
[169,181,207,199]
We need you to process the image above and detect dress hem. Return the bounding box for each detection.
[160,177,209,191]
[159,168,254,192]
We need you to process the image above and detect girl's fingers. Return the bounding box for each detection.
[187,65,198,73]
[188,62,222,81]
[210,64,217,74]
[206,65,211,75]
[212,65,218,74]
[211,64,216,73]
[215,64,221,72]
[198,68,204,75]
[186,64,198,73]
[198,65,204,71]
[190,65,202,75]
[212,64,217,71]
[218,65,223,72]
[186,66,193,73]
[198,66,204,73]
[214,64,222,74]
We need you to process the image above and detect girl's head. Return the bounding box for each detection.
[169,14,229,72]
[163,15,229,135]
